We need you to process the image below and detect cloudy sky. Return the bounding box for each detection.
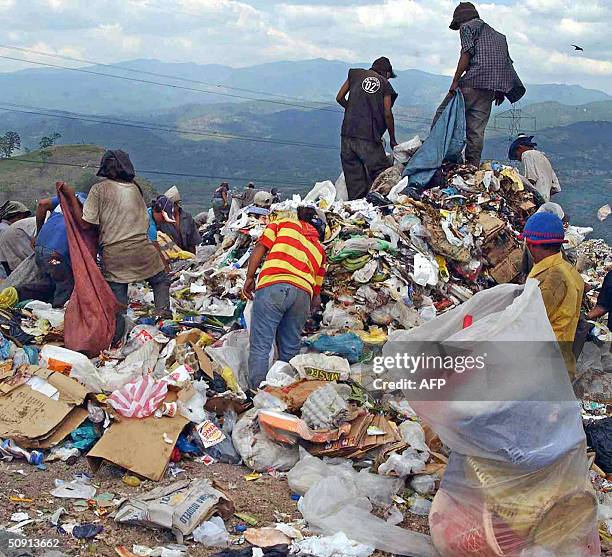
[0,0,610,92]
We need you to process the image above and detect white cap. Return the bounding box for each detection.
[164,186,181,203]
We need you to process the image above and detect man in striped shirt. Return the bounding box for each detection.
[243,207,326,389]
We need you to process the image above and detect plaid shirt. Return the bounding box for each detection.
[458,19,525,103]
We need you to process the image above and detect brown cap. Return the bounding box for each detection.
[450,2,479,30]
[371,57,396,78]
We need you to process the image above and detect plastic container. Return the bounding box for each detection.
[40,345,98,379]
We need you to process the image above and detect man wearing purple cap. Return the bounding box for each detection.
[436,2,525,167]
[521,212,584,378]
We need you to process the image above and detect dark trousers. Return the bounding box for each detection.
[108,271,171,340]
[433,87,495,167]
[341,136,391,200]
[34,246,74,308]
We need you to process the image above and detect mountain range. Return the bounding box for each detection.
[0,58,609,241]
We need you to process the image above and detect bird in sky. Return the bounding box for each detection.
[571,44,584,51]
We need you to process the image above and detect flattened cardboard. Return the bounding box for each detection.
[33,367,89,405]
[23,407,89,449]
[87,414,189,481]
[0,385,74,441]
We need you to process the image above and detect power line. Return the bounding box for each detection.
[4,157,315,187]
[0,102,340,150]
[0,50,433,125]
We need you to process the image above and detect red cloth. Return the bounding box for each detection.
[59,189,121,356]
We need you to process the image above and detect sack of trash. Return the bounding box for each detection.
[384,280,600,557]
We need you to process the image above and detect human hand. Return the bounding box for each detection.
[494,92,505,106]
[310,294,322,314]
[449,81,459,95]
[243,277,255,300]
[56,181,74,196]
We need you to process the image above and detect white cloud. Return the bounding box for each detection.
[0,0,609,92]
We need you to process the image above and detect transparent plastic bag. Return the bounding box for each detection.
[384,280,600,556]
[231,409,299,471]
[298,476,437,556]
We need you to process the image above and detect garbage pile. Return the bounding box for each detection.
[0,153,610,556]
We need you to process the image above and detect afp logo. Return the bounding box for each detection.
[361,76,381,94]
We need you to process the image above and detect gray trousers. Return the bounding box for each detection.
[108,270,171,341]
[341,136,391,200]
[433,87,495,167]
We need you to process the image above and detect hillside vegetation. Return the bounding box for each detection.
[0,145,156,207]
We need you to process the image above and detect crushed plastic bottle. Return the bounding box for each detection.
[0,439,44,465]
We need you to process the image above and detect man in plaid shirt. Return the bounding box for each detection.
[434,2,525,166]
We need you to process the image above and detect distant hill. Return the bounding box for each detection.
[0,145,156,208]
[0,58,609,115]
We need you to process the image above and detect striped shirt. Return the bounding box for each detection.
[257,218,326,297]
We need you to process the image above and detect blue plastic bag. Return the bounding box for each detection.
[308,332,364,364]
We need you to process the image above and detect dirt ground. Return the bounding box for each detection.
[0,457,429,557]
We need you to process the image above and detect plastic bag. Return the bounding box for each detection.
[334,173,349,202]
[23,301,65,328]
[399,420,429,453]
[107,375,168,418]
[177,389,208,424]
[193,516,229,547]
[206,330,250,392]
[298,476,436,556]
[393,136,422,164]
[290,353,351,382]
[307,333,364,364]
[304,181,336,208]
[288,449,402,506]
[231,409,299,471]
[384,280,599,556]
[378,449,427,478]
[292,532,373,557]
[263,360,298,387]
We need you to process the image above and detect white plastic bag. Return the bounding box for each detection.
[304,181,336,207]
[399,421,429,452]
[290,353,351,382]
[192,516,229,547]
[24,301,65,328]
[334,173,349,202]
[292,532,373,557]
[231,409,299,471]
[298,476,436,556]
[393,135,422,164]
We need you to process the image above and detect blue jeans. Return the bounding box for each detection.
[248,283,311,389]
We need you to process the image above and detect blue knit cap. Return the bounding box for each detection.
[519,212,567,245]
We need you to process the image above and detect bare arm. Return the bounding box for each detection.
[56,181,95,231]
[450,52,471,92]
[242,243,269,300]
[336,79,350,109]
[35,198,53,236]
[587,306,608,320]
[384,95,397,148]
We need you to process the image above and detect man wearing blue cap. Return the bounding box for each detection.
[509,135,560,203]
[520,212,584,378]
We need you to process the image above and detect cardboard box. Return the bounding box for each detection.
[87,414,189,481]
[0,366,89,448]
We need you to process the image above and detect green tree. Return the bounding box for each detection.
[0,131,21,158]
[39,132,61,150]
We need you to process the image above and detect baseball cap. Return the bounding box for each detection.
[371,57,396,78]
[254,191,273,208]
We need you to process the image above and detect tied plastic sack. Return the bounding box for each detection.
[290,353,351,382]
[58,186,121,356]
[231,409,299,472]
[307,332,364,364]
[383,280,600,557]
[193,516,230,547]
[107,375,168,418]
